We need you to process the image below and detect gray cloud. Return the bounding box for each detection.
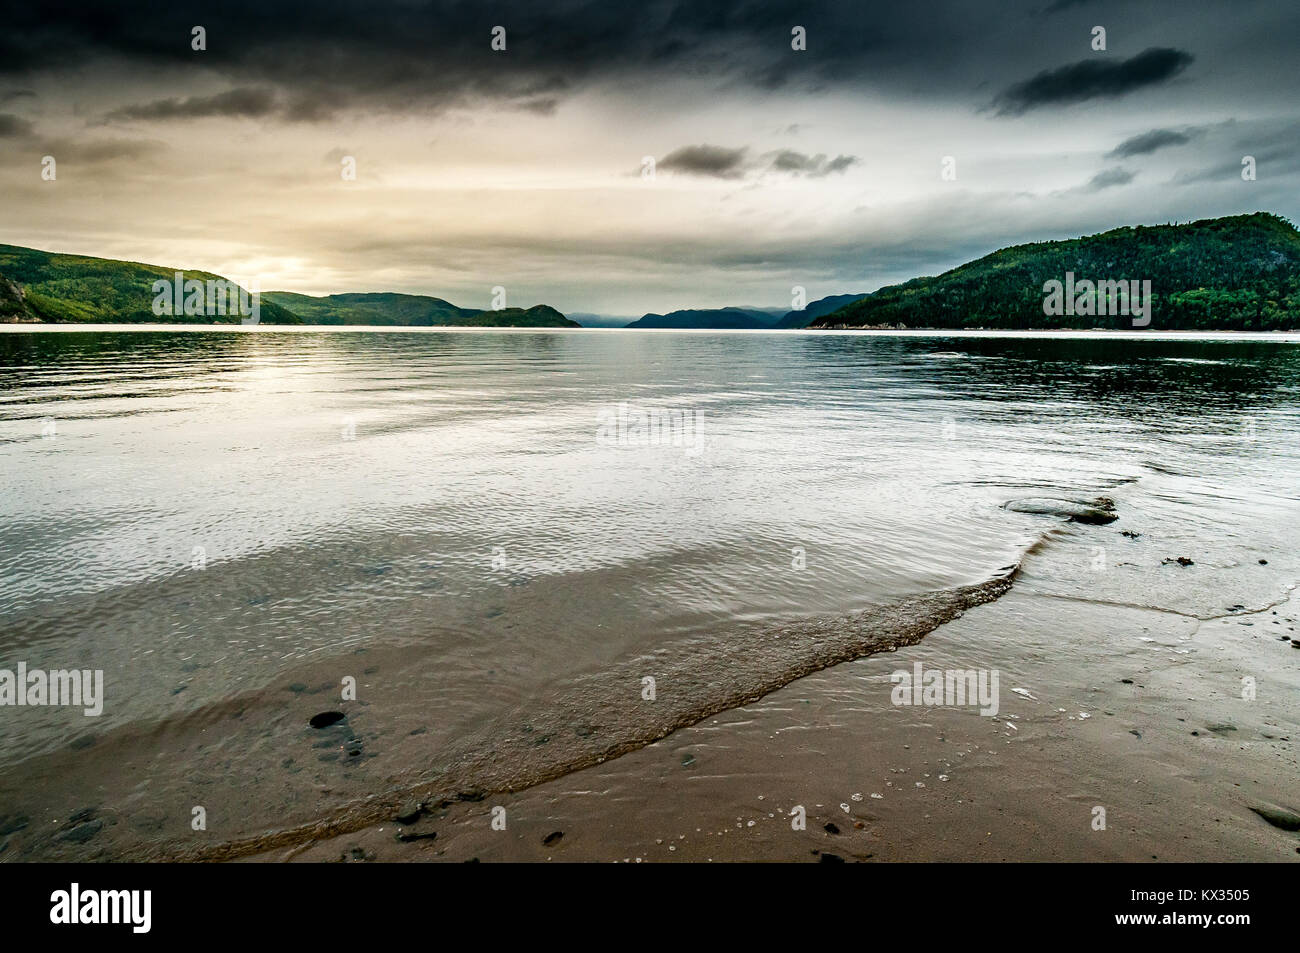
[107,88,278,122]
[765,151,858,177]
[1082,167,1137,191]
[993,47,1194,115]
[657,146,859,180]
[659,145,749,179]
[0,113,34,137]
[1108,128,1194,158]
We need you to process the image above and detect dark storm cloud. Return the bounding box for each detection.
[660,145,749,178]
[1108,128,1194,158]
[0,113,34,137]
[0,0,1085,120]
[107,87,278,121]
[992,47,1194,115]
[0,1,887,113]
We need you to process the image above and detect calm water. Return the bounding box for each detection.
[3,327,1300,854]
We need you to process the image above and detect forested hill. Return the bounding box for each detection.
[810,213,1300,331]
[0,245,577,327]
[0,244,299,324]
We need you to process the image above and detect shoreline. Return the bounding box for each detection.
[7,500,1299,863]
[255,525,1300,863]
[3,323,1300,341]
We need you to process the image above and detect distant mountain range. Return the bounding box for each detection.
[775,293,869,329]
[623,306,786,329]
[810,213,1300,331]
[5,212,1297,332]
[0,245,577,327]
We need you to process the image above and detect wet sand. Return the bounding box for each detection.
[6,503,1298,863]
[255,529,1300,863]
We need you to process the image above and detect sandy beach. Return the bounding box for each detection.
[251,518,1300,863]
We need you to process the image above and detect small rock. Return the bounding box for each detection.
[59,820,103,844]
[823,822,840,835]
[395,827,437,843]
[543,831,564,846]
[309,711,346,729]
[1249,806,1300,832]
[394,801,424,825]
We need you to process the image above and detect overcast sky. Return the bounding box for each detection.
[1,0,1297,315]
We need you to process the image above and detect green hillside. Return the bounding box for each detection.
[263,292,578,327]
[810,213,1300,331]
[0,244,577,327]
[262,291,478,326]
[459,305,580,327]
[0,245,300,324]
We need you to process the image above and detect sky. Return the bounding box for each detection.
[1,0,1297,316]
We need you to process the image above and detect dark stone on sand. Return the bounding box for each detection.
[1121,679,1133,684]
[288,683,308,693]
[310,711,346,729]
[59,819,103,844]
[0,815,28,836]
[818,852,845,863]
[1162,557,1194,566]
[395,801,424,825]
[543,831,564,846]
[1249,806,1300,832]
[824,822,841,835]
[457,791,487,803]
[681,753,696,767]
[1004,497,1118,525]
[1121,530,1141,538]
[1206,723,1237,734]
[1260,559,1269,565]
[395,827,438,843]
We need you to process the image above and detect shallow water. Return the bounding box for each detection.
[2,328,1300,856]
